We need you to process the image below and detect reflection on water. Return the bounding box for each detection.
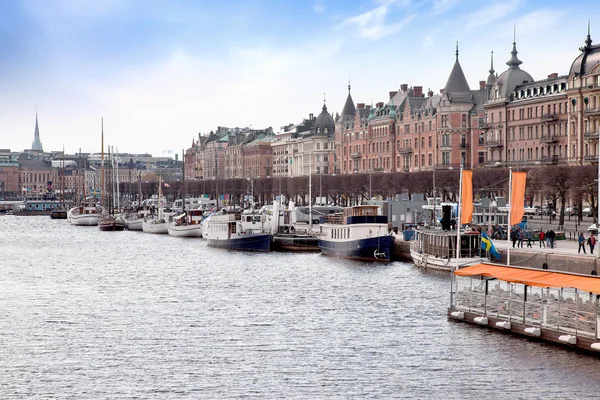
[1,216,599,399]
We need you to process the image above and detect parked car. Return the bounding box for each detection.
[524,206,540,215]
[583,207,594,217]
[565,207,579,216]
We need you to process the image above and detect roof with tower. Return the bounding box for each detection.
[494,30,534,100]
[338,82,356,123]
[570,22,600,76]
[32,113,43,152]
[314,97,335,136]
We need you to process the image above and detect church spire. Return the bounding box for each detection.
[506,25,523,69]
[32,112,43,151]
[455,41,459,61]
[486,51,496,88]
[585,19,593,49]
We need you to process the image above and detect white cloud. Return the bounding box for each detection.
[463,0,522,31]
[431,0,461,16]
[341,3,417,40]
[313,2,325,13]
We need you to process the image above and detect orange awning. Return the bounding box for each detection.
[455,263,600,294]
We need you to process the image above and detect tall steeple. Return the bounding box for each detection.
[506,26,523,69]
[340,80,356,122]
[444,41,471,94]
[32,112,43,151]
[486,51,496,88]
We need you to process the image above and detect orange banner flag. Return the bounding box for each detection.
[510,171,527,226]
[461,170,473,225]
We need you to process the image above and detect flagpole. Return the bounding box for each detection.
[507,167,512,266]
[451,166,463,308]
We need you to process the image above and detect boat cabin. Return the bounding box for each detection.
[322,205,386,225]
[415,229,484,259]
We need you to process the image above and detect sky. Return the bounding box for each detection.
[0,0,599,158]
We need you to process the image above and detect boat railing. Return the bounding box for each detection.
[321,215,345,225]
[454,277,598,338]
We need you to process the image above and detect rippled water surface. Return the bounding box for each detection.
[1,216,600,399]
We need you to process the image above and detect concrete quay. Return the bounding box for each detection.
[492,238,600,275]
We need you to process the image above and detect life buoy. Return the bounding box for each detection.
[461,239,467,246]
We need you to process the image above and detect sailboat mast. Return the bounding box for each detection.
[101,119,105,210]
[507,167,513,266]
[182,149,185,213]
[116,147,120,212]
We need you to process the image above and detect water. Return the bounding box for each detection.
[1,216,599,399]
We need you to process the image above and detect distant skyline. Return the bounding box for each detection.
[0,0,598,157]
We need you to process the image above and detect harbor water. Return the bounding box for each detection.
[1,216,600,399]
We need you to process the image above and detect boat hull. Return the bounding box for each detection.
[125,218,143,231]
[168,225,203,237]
[142,220,168,234]
[410,248,483,271]
[318,235,395,262]
[50,210,68,219]
[208,234,272,252]
[272,234,320,252]
[69,214,99,226]
[98,221,126,231]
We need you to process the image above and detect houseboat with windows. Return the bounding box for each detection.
[317,205,395,262]
[449,263,600,355]
[206,212,272,252]
[410,228,486,271]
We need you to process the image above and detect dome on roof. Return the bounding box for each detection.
[314,103,335,136]
[569,30,600,76]
[494,41,533,99]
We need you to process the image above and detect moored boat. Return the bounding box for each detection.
[410,228,486,271]
[50,208,68,219]
[98,214,126,231]
[168,209,204,237]
[317,205,395,262]
[206,212,272,252]
[68,202,100,226]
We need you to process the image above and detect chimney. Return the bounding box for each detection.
[548,73,558,79]
[479,81,486,90]
[389,91,397,99]
[309,113,313,120]
[357,103,365,109]
[366,105,371,109]
[427,89,434,97]
[376,101,384,108]
[413,86,423,97]
[400,83,408,92]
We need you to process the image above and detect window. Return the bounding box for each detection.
[429,153,432,165]
[478,134,484,145]
[442,152,450,165]
[316,143,320,150]
[441,115,448,127]
[478,152,485,165]
[405,124,410,133]
[428,136,432,147]
[461,114,467,127]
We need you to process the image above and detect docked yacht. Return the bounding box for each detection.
[206,212,272,252]
[410,228,486,271]
[168,209,204,237]
[68,202,100,226]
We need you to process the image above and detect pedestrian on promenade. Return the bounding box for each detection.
[538,230,546,248]
[518,229,524,248]
[545,230,551,248]
[578,232,587,254]
[511,229,518,248]
[549,229,556,249]
[526,230,533,247]
[588,233,596,254]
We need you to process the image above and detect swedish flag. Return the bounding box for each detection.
[481,231,501,260]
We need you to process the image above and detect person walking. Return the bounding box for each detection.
[545,229,551,248]
[578,232,587,254]
[518,229,524,248]
[511,229,518,248]
[548,229,556,249]
[538,230,546,248]
[526,230,533,247]
[588,233,596,255]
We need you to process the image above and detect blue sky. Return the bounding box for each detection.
[0,0,598,157]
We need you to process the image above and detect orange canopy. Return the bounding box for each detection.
[455,263,600,294]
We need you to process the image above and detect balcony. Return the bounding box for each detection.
[434,163,465,170]
[485,140,503,148]
[479,122,489,129]
[439,142,452,150]
[584,131,599,139]
[584,108,600,117]
[402,167,410,172]
[540,155,559,165]
[459,142,468,149]
[584,155,600,163]
[539,136,559,143]
[350,152,361,159]
[540,113,558,122]
[398,147,413,154]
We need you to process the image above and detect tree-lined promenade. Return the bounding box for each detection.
[124,164,599,225]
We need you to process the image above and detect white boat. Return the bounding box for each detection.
[123,206,153,231]
[68,202,100,226]
[142,213,170,234]
[168,209,204,237]
[317,205,395,262]
[206,212,272,251]
[410,228,486,271]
